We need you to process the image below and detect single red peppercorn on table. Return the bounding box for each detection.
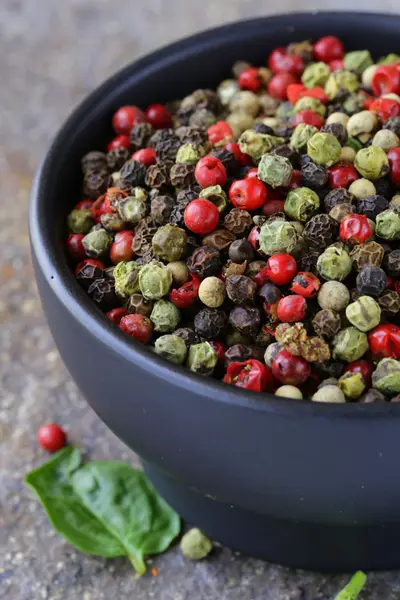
[37,424,67,453]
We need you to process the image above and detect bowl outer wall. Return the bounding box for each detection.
[30,12,400,527]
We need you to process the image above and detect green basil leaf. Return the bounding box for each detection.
[71,461,181,574]
[25,447,125,557]
[334,571,367,600]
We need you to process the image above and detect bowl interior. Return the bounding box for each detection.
[31,12,400,413]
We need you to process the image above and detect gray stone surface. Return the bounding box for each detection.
[1,1,400,598]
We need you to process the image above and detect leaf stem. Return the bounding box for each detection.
[334,571,367,600]
[128,553,147,575]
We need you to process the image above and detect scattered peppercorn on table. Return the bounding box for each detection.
[66,36,400,403]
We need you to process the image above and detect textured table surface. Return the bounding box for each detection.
[2,2,400,599]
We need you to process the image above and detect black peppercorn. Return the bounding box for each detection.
[228,306,261,337]
[297,249,321,273]
[350,241,384,271]
[312,309,341,338]
[226,275,257,305]
[170,163,195,188]
[359,389,387,403]
[87,278,118,310]
[303,214,338,248]
[175,125,208,147]
[300,162,328,188]
[173,327,200,347]
[372,177,393,199]
[386,249,400,276]
[246,260,268,278]
[81,151,108,174]
[132,217,157,257]
[275,124,294,140]
[383,116,400,137]
[258,283,283,304]
[155,136,181,162]
[356,195,389,220]
[224,344,254,367]
[271,144,300,168]
[378,289,400,316]
[126,293,153,317]
[106,147,130,171]
[194,308,227,339]
[202,229,236,252]
[320,122,348,145]
[314,361,344,380]
[187,246,221,278]
[253,122,274,135]
[150,195,175,225]
[229,238,255,263]
[210,147,237,174]
[178,89,222,124]
[83,169,111,199]
[324,187,355,212]
[356,266,387,297]
[130,122,154,150]
[148,128,173,148]
[119,160,147,191]
[224,208,253,237]
[76,261,104,289]
[145,161,172,189]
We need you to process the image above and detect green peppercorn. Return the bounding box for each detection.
[154,334,187,364]
[338,371,366,399]
[217,79,240,106]
[354,146,390,180]
[139,261,173,300]
[114,261,142,299]
[198,276,226,308]
[229,90,260,116]
[325,70,359,100]
[307,132,341,167]
[176,142,206,164]
[284,187,320,222]
[343,50,373,75]
[150,299,180,333]
[317,245,352,281]
[348,179,376,200]
[372,358,400,396]
[117,195,147,224]
[302,61,330,88]
[226,111,254,137]
[259,219,298,255]
[375,208,400,240]
[275,385,303,399]
[290,124,318,153]
[379,53,400,65]
[187,342,218,375]
[332,326,369,362]
[345,295,381,332]
[199,185,228,213]
[372,129,400,152]
[82,228,112,258]
[67,209,94,234]
[152,224,188,262]
[312,385,346,403]
[257,154,293,188]
[294,97,326,117]
[238,130,284,161]
[317,281,350,311]
[180,528,213,560]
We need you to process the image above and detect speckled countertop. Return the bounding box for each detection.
[2,2,400,598]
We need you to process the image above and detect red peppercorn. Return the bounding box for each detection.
[368,324,400,360]
[287,169,301,189]
[268,72,297,101]
[340,214,373,245]
[370,98,400,122]
[66,233,86,262]
[37,423,67,453]
[272,349,311,385]
[372,65,400,97]
[106,307,128,324]
[387,147,400,187]
[223,359,275,392]
[112,105,145,135]
[110,230,135,264]
[74,258,104,277]
[91,193,113,222]
[169,275,201,308]
[266,254,297,286]
[328,59,344,72]
[209,340,226,362]
[245,168,259,179]
[184,199,219,235]
[313,36,344,63]
[287,83,306,105]
[277,295,307,322]
[344,359,373,388]
[293,109,325,129]
[225,141,252,165]
[262,199,285,217]
[132,147,157,166]
[107,135,131,152]
[290,272,321,298]
[208,121,234,146]
[268,47,287,72]
[145,103,172,129]
[194,156,227,188]
[327,162,359,189]
[387,275,395,290]
[360,91,375,111]
[119,314,153,344]
[75,199,93,210]
[229,178,267,211]
[238,67,262,92]
[253,266,270,288]
[300,86,329,104]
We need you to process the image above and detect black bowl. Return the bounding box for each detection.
[30,12,400,572]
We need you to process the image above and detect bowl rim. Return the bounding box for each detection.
[29,11,400,419]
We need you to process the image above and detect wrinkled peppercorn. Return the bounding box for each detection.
[173,327,201,347]
[107,147,130,171]
[386,250,400,276]
[145,160,171,189]
[329,202,356,223]
[83,169,111,199]
[228,306,261,337]
[210,147,237,173]
[170,163,195,188]
[226,275,257,305]
[324,187,355,212]
[224,208,253,236]
[176,125,208,146]
[271,144,299,168]
[126,292,154,317]
[224,344,254,366]
[76,261,104,289]
[312,309,342,337]
[132,217,157,257]
[356,266,387,297]
[300,162,328,188]
[202,229,235,251]
[88,278,118,310]
[187,246,221,278]
[378,290,400,316]
[297,249,321,273]
[350,241,384,271]
[150,195,175,225]
[194,308,227,339]
[119,160,147,191]
[81,151,108,173]
[320,122,348,145]
[303,214,338,248]
[356,195,389,220]
[130,122,154,150]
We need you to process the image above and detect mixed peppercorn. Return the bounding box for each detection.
[66,36,400,403]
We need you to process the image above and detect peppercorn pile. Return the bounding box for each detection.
[66,36,400,403]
